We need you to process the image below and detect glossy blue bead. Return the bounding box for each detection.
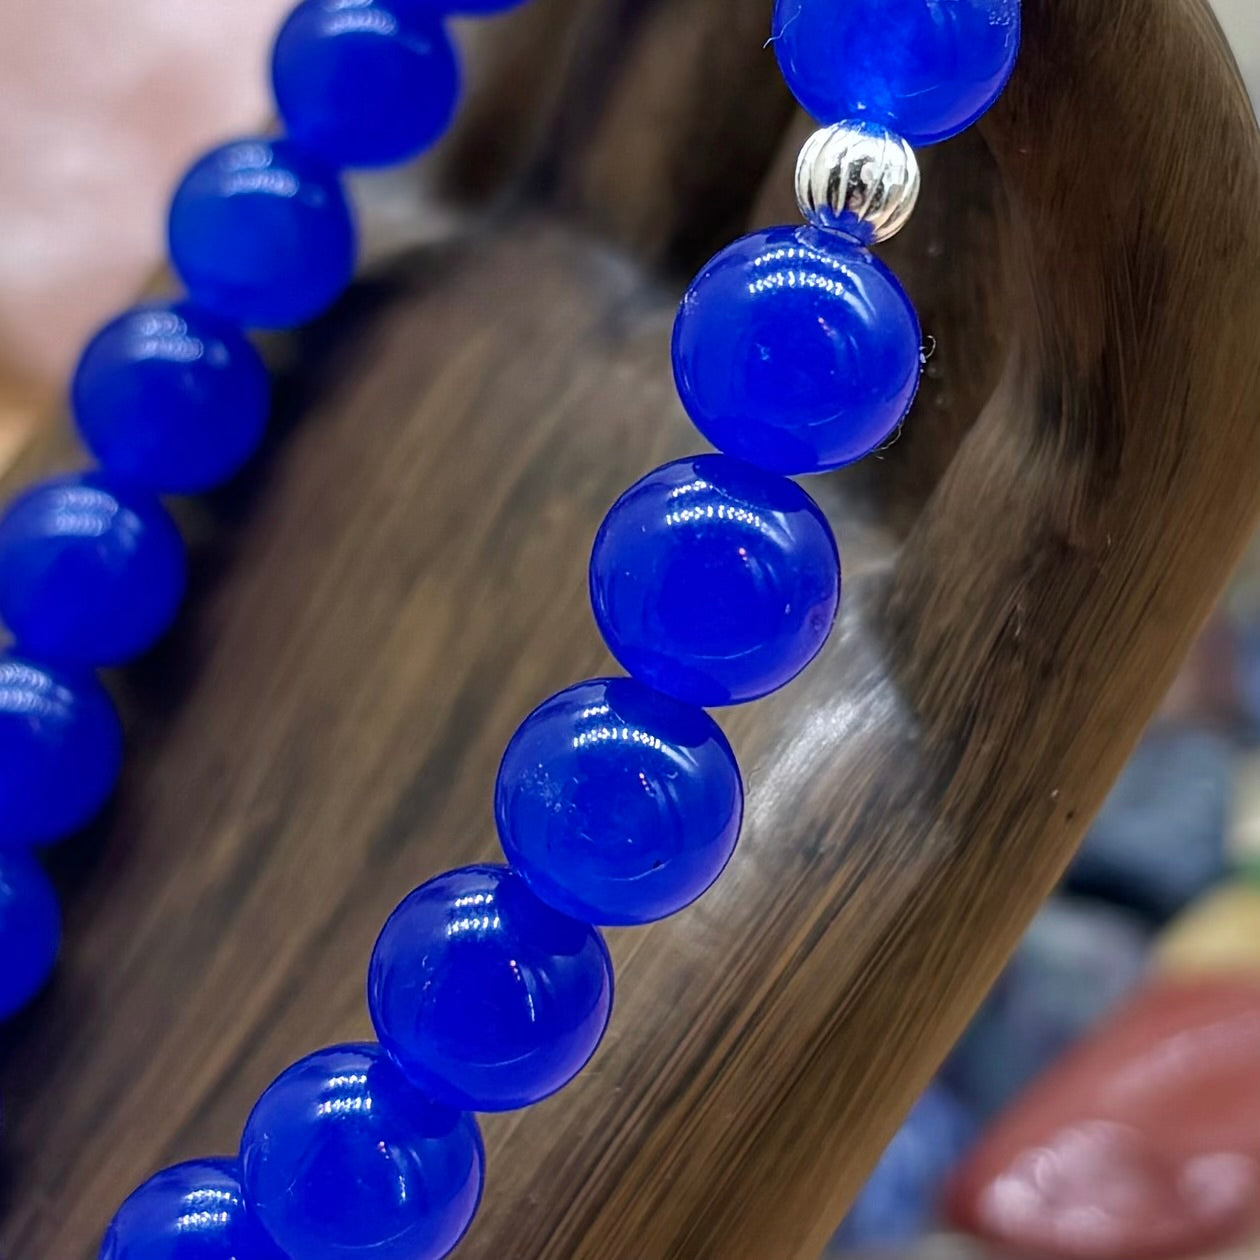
[672,226,921,475]
[72,302,270,495]
[240,1043,483,1260]
[0,654,123,850]
[0,473,186,667]
[496,677,743,925]
[0,849,60,1019]
[168,138,356,329]
[590,455,840,708]
[101,1159,285,1260]
[771,0,1021,145]
[368,864,614,1111]
[273,0,460,170]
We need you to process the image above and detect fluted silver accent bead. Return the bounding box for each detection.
[795,121,921,244]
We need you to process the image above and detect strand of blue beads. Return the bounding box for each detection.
[94,1,1019,1257]
[0,2,517,1249]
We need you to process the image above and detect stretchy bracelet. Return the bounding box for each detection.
[0,1,1020,1256]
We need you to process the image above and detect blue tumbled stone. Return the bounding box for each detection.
[944,897,1151,1120]
[1067,727,1232,922]
[832,1083,976,1250]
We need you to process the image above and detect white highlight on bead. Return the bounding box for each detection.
[794,121,921,244]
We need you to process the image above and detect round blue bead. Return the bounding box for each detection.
[771,0,1021,145]
[168,138,356,329]
[0,849,60,1019]
[589,455,840,707]
[0,473,186,667]
[101,1158,285,1260]
[73,302,270,495]
[273,0,460,170]
[368,864,614,1111]
[0,654,123,850]
[672,226,921,475]
[240,1042,483,1260]
[496,678,744,925]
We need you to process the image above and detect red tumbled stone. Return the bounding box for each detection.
[945,977,1260,1259]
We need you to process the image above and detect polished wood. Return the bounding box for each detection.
[4,0,1260,1256]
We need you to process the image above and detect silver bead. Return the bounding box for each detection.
[794,121,921,244]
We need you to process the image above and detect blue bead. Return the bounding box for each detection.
[771,0,1021,145]
[368,864,614,1111]
[273,0,460,170]
[0,473,186,667]
[589,455,840,708]
[833,1084,975,1249]
[100,1159,285,1260]
[0,654,123,850]
[672,226,921,475]
[73,302,270,495]
[0,849,60,1019]
[496,678,743,925]
[168,138,356,329]
[240,1042,483,1260]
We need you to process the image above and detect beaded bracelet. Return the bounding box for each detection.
[0,0,1021,1256]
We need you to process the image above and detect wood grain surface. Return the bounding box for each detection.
[4,0,1260,1257]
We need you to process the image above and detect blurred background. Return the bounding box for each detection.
[2,3,1259,1259]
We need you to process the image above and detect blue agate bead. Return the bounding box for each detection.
[273,0,460,170]
[771,0,1021,145]
[672,226,921,475]
[496,677,743,925]
[0,654,123,850]
[0,473,186,667]
[0,849,60,1019]
[73,302,270,495]
[368,864,614,1111]
[101,1158,285,1260]
[240,1043,483,1260]
[168,138,356,329]
[589,455,840,707]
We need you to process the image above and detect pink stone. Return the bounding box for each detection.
[1157,618,1239,729]
[0,0,291,390]
[946,978,1260,1259]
